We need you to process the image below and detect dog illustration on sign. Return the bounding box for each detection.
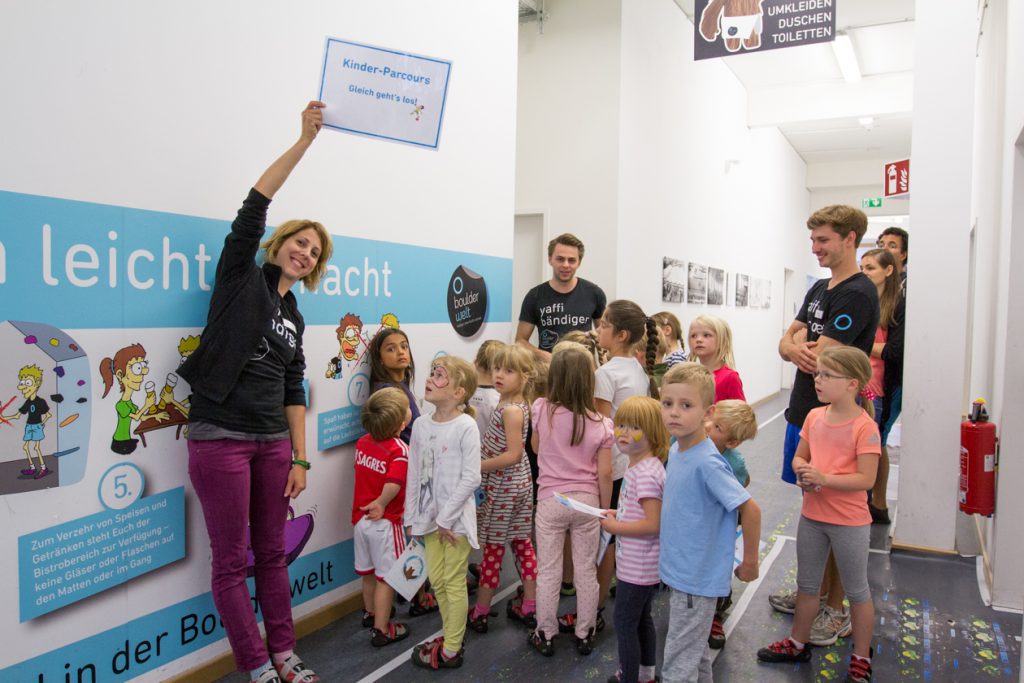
[700,0,765,52]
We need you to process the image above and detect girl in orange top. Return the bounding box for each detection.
[757,346,880,683]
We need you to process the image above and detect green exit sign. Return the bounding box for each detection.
[862,197,883,208]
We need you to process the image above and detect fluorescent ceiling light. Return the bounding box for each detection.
[832,33,862,83]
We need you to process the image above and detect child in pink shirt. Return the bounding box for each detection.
[529,347,613,658]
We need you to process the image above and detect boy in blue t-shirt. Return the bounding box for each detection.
[659,364,761,681]
[704,399,759,651]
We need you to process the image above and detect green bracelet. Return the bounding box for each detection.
[291,459,311,470]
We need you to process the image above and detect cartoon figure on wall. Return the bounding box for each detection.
[700,0,765,52]
[325,313,365,380]
[1,365,52,479]
[99,344,168,455]
[0,320,91,495]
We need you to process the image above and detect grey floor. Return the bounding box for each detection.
[217,391,1022,682]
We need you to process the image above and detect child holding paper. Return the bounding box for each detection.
[530,347,613,657]
[352,388,412,647]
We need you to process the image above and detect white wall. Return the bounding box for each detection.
[517,0,816,404]
[614,0,814,404]
[978,0,1024,612]
[0,1,518,678]
[895,0,977,552]
[516,0,623,298]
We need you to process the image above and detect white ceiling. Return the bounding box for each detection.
[673,0,915,167]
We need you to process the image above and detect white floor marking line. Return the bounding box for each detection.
[356,580,523,683]
[758,409,786,430]
[711,535,791,663]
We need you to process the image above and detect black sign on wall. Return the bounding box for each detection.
[694,0,837,61]
[447,265,488,338]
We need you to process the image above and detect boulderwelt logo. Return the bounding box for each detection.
[446,265,487,337]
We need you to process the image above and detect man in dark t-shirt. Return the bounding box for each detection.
[778,205,880,484]
[771,205,879,641]
[516,233,607,361]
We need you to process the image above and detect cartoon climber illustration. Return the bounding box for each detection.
[177,334,201,366]
[699,0,765,53]
[326,313,365,379]
[99,343,168,455]
[410,104,425,121]
[1,365,52,479]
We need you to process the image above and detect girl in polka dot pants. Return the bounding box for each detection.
[468,344,539,632]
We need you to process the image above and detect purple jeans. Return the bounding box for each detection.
[188,438,294,672]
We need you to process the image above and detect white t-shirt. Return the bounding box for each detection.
[595,356,652,480]
[469,386,500,438]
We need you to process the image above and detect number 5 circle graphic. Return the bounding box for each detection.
[98,462,146,510]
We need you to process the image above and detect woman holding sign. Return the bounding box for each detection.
[178,101,333,683]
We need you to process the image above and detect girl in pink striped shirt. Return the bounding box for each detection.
[600,396,669,683]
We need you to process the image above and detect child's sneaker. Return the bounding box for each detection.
[708,615,726,649]
[252,670,282,683]
[466,612,489,633]
[411,638,463,669]
[371,621,409,647]
[846,654,872,682]
[574,627,596,655]
[757,638,811,663]
[529,629,554,657]
[274,655,319,683]
[808,604,852,646]
[409,591,439,617]
[506,595,537,629]
[34,466,51,479]
[557,608,605,633]
[607,673,660,683]
[20,466,37,476]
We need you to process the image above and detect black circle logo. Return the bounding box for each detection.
[447,265,488,338]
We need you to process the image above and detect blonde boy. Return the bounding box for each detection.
[706,400,758,488]
[658,364,761,682]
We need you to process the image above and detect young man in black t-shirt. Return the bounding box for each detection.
[516,233,607,361]
[772,205,880,649]
[778,205,880,484]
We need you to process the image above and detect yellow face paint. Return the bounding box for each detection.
[631,431,643,442]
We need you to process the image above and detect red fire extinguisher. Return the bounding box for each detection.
[960,398,997,516]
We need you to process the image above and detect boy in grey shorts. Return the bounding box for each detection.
[658,364,761,681]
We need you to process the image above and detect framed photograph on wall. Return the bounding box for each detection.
[707,267,725,305]
[662,257,686,303]
[735,274,749,307]
[687,262,708,304]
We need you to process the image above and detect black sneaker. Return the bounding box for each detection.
[575,627,596,655]
[757,638,811,663]
[506,596,537,629]
[467,612,489,633]
[529,629,554,657]
[370,621,409,647]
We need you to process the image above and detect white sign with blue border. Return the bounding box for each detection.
[317,37,451,149]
